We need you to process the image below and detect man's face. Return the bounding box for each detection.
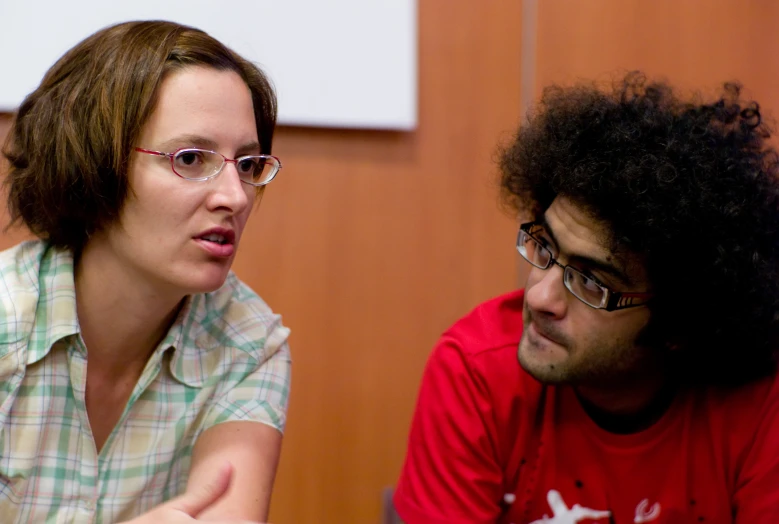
[518,197,654,387]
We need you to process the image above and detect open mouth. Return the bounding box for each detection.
[199,233,231,245]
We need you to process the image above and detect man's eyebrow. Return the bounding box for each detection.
[537,215,633,286]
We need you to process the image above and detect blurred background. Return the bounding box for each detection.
[1,0,779,522]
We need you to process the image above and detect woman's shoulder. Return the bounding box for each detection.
[0,240,54,346]
[200,272,278,323]
[183,272,289,358]
[167,272,290,387]
[0,240,50,283]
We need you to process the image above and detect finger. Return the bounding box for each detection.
[166,461,233,516]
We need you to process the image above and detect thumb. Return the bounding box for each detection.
[166,461,233,516]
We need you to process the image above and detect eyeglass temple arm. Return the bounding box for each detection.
[607,291,653,310]
[134,147,169,157]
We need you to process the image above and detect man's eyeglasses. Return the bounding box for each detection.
[516,222,652,311]
[134,147,282,187]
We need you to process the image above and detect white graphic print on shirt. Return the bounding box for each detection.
[529,490,611,524]
[634,499,661,523]
[525,490,662,524]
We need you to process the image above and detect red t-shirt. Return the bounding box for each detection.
[394,290,779,523]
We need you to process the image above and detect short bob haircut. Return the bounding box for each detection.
[500,72,779,387]
[3,20,277,253]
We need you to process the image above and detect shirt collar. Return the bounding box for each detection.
[26,245,80,365]
[22,243,254,388]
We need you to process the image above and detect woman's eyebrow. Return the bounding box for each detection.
[159,134,219,150]
[158,136,261,156]
[236,141,262,156]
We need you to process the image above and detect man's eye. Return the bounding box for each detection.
[533,230,553,248]
[580,274,602,292]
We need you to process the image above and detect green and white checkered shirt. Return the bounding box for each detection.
[0,241,291,523]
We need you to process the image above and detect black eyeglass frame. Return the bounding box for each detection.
[517,222,653,311]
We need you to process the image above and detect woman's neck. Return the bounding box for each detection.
[74,239,185,378]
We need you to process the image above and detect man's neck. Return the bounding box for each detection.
[574,376,678,434]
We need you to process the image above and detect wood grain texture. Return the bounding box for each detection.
[535,0,779,123]
[252,2,524,521]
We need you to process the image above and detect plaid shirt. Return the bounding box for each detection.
[0,241,291,523]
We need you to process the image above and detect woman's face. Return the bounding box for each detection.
[100,66,262,297]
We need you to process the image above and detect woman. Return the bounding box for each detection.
[0,20,290,523]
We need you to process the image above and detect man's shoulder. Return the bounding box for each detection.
[442,289,526,358]
[701,371,779,423]
[427,289,538,400]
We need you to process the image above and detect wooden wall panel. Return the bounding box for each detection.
[0,116,9,144]
[253,2,524,521]
[1,1,525,522]
[535,0,779,124]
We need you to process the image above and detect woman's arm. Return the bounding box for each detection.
[186,421,283,521]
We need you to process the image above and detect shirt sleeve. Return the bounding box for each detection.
[732,374,779,523]
[393,336,505,524]
[201,327,292,433]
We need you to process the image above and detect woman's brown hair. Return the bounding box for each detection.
[2,20,277,253]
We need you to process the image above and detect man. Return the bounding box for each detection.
[393,72,779,523]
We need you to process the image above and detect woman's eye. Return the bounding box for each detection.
[176,152,202,166]
[237,158,256,173]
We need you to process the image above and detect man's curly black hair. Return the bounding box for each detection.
[500,71,779,387]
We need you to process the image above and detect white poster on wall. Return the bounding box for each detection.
[0,0,418,130]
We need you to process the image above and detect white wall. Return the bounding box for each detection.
[0,0,417,130]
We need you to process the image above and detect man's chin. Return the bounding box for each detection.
[517,337,569,384]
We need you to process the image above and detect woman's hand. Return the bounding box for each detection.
[119,462,261,524]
